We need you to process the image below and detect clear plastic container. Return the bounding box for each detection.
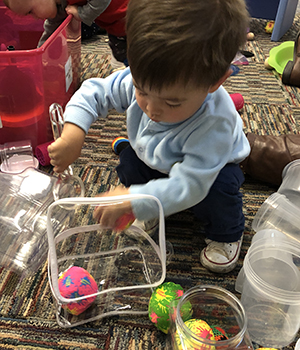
[235,228,297,293]
[278,160,300,208]
[236,159,300,347]
[0,140,38,173]
[0,167,84,275]
[252,192,300,242]
[238,237,300,347]
[252,160,300,242]
[166,285,253,350]
[46,195,166,327]
[0,5,81,150]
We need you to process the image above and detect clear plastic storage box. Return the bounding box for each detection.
[46,195,167,327]
[0,3,81,150]
[235,160,300,347]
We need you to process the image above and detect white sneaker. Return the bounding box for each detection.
[200,236,243,273]
[133,218,159,237]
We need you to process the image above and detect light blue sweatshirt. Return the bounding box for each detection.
[64,68,250,220]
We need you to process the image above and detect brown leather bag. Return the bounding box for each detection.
[240,133,300,186]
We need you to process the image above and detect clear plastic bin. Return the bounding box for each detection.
[46,195,167,327]
[0,167,84,275]
[0,5,81,150]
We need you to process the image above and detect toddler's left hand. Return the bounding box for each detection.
[93,186,134,230]
[65,5,81,21]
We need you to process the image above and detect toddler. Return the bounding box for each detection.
[48,0,251,273]
[3,0,128,66]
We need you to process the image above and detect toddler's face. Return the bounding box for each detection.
[3,0,59,19]
[134,80,209,124]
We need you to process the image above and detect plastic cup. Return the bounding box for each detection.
[252,192,300,243]
[240,237,300,347]
[252,159,300,242]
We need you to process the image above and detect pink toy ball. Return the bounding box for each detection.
[230,93,244,111]
[58,266,98,315]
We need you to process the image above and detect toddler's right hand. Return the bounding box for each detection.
[47,123,85,173]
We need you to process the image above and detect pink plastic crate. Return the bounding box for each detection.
[0,6,81,151]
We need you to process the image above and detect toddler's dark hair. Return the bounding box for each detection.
[126,0,249,90]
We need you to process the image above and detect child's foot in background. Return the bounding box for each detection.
[81,22,106,41]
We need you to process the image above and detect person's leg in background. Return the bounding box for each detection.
[240,133,300,186]
[81,22,106,41]
[108,34,128,69]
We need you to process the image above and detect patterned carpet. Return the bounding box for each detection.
[1,15,300,350]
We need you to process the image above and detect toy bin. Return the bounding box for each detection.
[0,5,81,150]
[46,195,167,327]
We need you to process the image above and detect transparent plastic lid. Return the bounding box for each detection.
[46,194,166,327]
[0,140,38,173]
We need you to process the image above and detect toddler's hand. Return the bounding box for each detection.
[65,5,81,21]
[48,123,85,173]
[93,186,134,230]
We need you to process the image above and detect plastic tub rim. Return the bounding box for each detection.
[243,239,300,304]
[0,13,72,57]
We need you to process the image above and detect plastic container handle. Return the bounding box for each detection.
[49,103,73,177]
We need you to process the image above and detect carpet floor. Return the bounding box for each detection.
[0,15,300,350]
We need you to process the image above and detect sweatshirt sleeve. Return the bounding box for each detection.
[77,0,111,26]
[64,68,134,133]
[38,5,67,47]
